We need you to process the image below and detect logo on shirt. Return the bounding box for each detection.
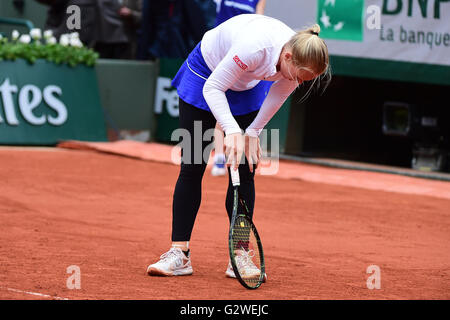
[233,55,248,70]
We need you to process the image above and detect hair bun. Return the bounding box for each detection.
[309,24,321,36]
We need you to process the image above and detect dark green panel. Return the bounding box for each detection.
[330,55,450,86]
[0,0,47,34]
[154,58,184,143]
[95,59,158,138]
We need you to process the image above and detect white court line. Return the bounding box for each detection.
[0,286,69,300]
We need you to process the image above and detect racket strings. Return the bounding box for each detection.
[231,216,262,287]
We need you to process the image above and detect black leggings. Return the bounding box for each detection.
[172,99,258,241]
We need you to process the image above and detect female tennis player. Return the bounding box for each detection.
[211,0,268,176]
[147,14,330,278]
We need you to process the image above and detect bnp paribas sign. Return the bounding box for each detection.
[0,60,107,145]
[317,0,450,68]
[318,0,365,42]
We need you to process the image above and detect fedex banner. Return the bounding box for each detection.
[266,0,450,67]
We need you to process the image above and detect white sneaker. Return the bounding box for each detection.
[147,247,193,276]
[211,155,227,176]
[211,164,227,176]
[225,260,237,278]
[225,251,267,282]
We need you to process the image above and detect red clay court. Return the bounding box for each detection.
[0,142,449,300]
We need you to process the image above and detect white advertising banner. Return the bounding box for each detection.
[265,0,450,67]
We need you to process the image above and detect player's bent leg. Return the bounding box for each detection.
[147,247,193,276]
[225,163,256,222]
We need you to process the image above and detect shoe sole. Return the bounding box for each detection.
[211,171,227,176]
[211,167,227,176]
[147,266,193,276]
[226,271,267,283]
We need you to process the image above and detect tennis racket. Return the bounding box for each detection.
[228,166,265,289]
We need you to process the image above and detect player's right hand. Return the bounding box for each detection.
[225,132,245,170]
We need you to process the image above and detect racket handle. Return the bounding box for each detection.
[230,167,240,186]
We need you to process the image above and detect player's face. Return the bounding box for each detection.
[280,52,317,85]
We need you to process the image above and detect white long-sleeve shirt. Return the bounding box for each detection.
[201,14,297,137]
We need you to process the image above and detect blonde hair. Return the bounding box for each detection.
[288,24,329,75]
[286,24,332,102]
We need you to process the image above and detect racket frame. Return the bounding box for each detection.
[228,167,265,290]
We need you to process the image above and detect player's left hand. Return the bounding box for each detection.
[244,134,261,173]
